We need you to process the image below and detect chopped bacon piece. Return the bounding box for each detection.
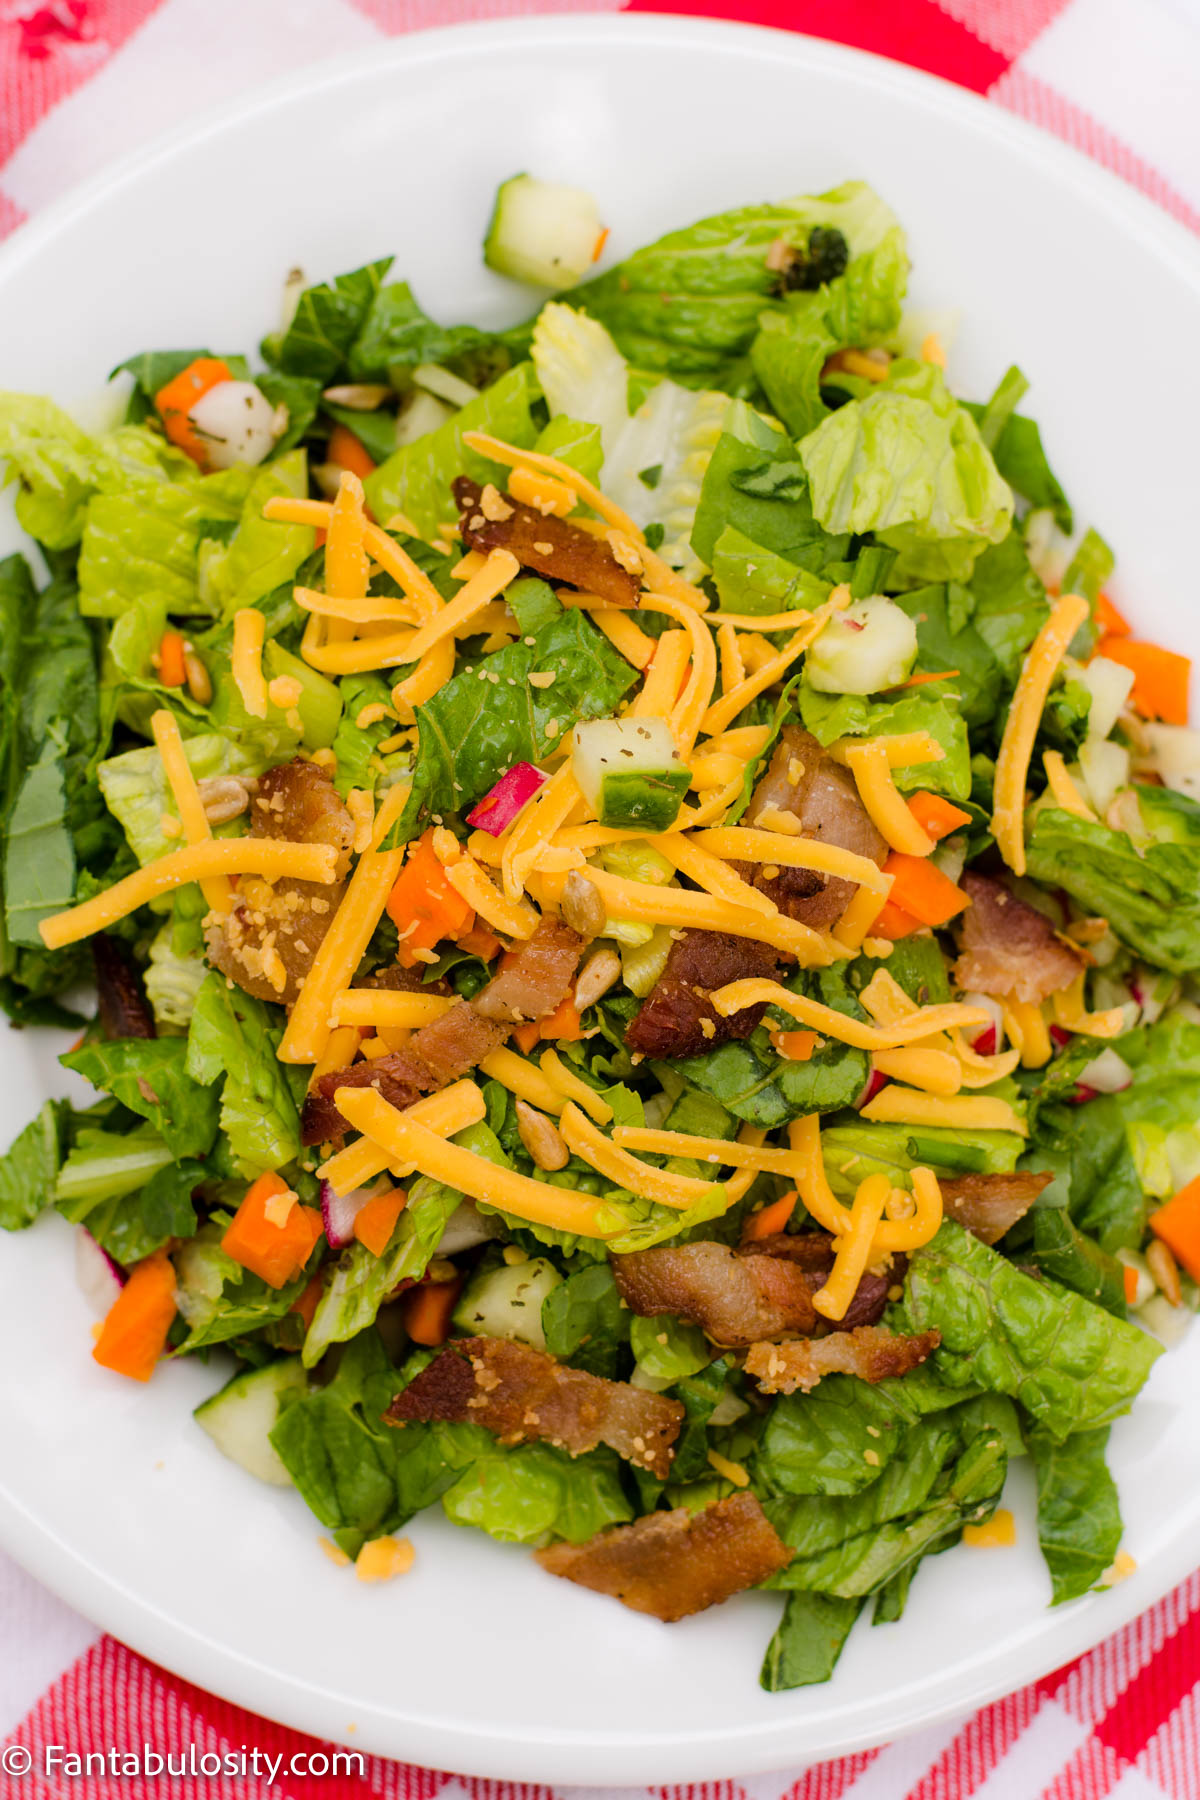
[301,999,506,1145]
[940,1170,1053,1245]
[612,1240,822,1346]
[535,1492,791,1621]
[954,872,1084,1005]
[386,1337,683,1479]
[740,726,888,928]
[93,936,156,1039]
[474,916,585,1022]
[624,929,782,1060]
[206,760,354,1008]
[745,1326,942,1394]
[737,1233,897,1330]
[453,476,639,609]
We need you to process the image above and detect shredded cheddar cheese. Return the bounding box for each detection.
[231,609,268,719]
[591,608,656,670]
[334,1086,620,1236]
[690,827,892,896]
[537,1048,613,1125]
[277,847,403,1064]
[872,1047,963,1095]
[652,832,776,917]
[585,868,831,963]
[992,592,1090,875]
[320,1080,488,1196]
[1043,749,1097,821]
[329,990,456,1029]
[558,1103,723,1210]
[860,1086,1027,1136]
[39,840,337,951]
[149,709,233,914]
[1003,998,1053,1069]
[1051,972,1128,1039]
[844,742,936,855]
[629,631,689,720]
[478,1048,567,1116]
[813,1174,890,1322]
[700,587,851,738]
[432,828,539,937]
[710,979,989,1050]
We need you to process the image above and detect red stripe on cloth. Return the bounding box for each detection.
[1140,1681,1200,1800]
[621,0,1011,93]
[904,1681,1039,1799]
[1093,1600,1200,1765]
[0,0,166,167]
[1044,1574,1200,1728]
[347,0,620,29]
[1039,1734,1125,1800]
[790,1749,880,1800]
[0,188,27,237]
[990,65,1200,234]
[929,0,1070,59]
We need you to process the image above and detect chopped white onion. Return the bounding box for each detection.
[1078,1048,1133,1093]
[1143,721,1200,802]
[188,380,281,469]
[412,363,480,409]
[1077,656,1135,742]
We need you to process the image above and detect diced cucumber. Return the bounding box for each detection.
[806,597,917,695]
[484,174,604,291]
[194,1358,308,1488]
[1077,654,1134,741]
[263,641,342,748]
[393,388,454,448]
[573,717,691,830]
[451,1257,563,1351]
[1079,738,1130,816]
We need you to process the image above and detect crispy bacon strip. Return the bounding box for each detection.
[535,1493,792,1621]
[940,1170,1053,1245]
[386,1337,684,1479]
[625,929,782,1060]
[739,726,887,928]
[612,1240,822,1346]
[454,476,639,609]
[302,916,583,1143]
[206,760,353,1008]
[474,916,584,1022]
[954,872,1084,1005]
[737,1234,897,1331]
[745,1326,942,1394]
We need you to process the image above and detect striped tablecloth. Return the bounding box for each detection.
[1,3,1199,1796]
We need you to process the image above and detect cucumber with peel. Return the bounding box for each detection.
[484,174,605,291]
[806,596,918,694]
[194,1358,308,1487]
[451,1257,563,1351]
[573,717,692,830]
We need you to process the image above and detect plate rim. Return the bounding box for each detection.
[1,11,1198,1782]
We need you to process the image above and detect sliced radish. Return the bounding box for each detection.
[467,761,547,836]
[75,1227,125,1318]
[188,380,283,470]
[320,1180,374,1250]
[859,1069,889,1107]
[1050,1024,1072,1048]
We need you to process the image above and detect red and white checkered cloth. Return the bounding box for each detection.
[1,2,1198,1795]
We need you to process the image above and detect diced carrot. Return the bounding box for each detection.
[771,1030,820,1062]
[1150,1176,1200,1284]
[538,997,584,1043]
[92,1248,178,1382]
[1095,593,1131,638]
[155,356,234,465]
[289,1273,325,1333]
[512,1020,542,1054]
[353,1187,408,1258]
[157,631,188,688]
[1122,1264,1139,1305]
[1094,637,1190,726]
[592,227,610,263]
[881,852,970,928]
[387,829,475,967]
[456,923,503,961]
[401,1277,463,1347]
[871,899,924,940]
[221,1171,324,1290]
[743,1190,798,1241]
[327,423,377,481]
[906,791,972,841]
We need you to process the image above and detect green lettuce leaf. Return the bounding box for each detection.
[60,1038,219,1161]
[710,526,832,615]
[57,1153,201,1266]
[0,1098,70,1230]
[175,1216,315,1353]
[97,732,266,866]
[3,726,75,946]
[53,1125,175,1211]
[891,583,1003,728]
[797,686,970,800]
[541,1262,631,1377]
[366,361,540,540]
[968,528,1051,686]
[348,278,496,384]
[185,975,303,1177]
[439,1432,632,1547]
[198,451,313,615]
[896,1221,1161,1439]
[263,259,393,382]
[761,1592,863,1690]
[1029,1426,1123,1605]
[964,373,1071,533]
[393,605,636,842]
[798,359,1013,584]
[691,416,849,572]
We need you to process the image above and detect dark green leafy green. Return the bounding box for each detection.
[755,1363,975,1497]
[1030,1207,1127,1317]
[761,1592,863,1691]
[891,584,1003,728]
[392,607,636,842]
[263,259,392,382]
[968,528,1050,686]
[185,975,304,1177]
[61,1038,220,1160]
[896,1221,1161,1439]
[541,1262,630,1377]
[798,686,970,799]
[1029,1426,1123,1605]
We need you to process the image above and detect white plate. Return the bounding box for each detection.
[1,15,1198,1785]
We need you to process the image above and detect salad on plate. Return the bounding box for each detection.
[1,175,1198,1690]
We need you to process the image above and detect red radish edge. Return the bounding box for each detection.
[466,762,547,836]
[320,1179,372,1249]
[972,1024,997,1057]
[74,1227,126,1317]
[860,1069,889,1107]
[1049,1024,1072,1048]
[1068,1084,1099,1106]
